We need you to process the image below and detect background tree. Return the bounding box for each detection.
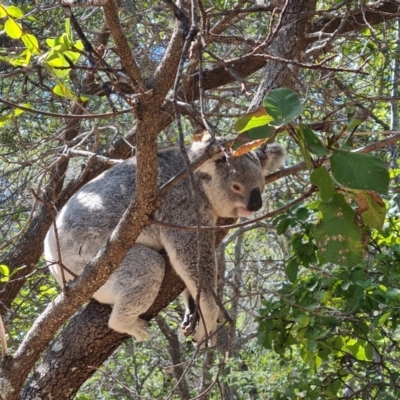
[0,0,400,399]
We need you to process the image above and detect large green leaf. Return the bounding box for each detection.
[310,166,335,202]
[313,194,366,266]
[234,107,274,133]
[331,151,389,194]
[263,88,303,126]
[297,124,330,156]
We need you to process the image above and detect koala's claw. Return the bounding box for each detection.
[180,313,195,336]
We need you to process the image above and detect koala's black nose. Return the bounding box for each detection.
[247,188,262,211]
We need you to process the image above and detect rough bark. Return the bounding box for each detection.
[249,0,317,110]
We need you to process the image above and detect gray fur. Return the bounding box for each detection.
[44,141,285,344]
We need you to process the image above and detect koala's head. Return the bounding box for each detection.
[190,142,286,219]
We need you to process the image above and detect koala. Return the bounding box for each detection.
[44,140,285,345]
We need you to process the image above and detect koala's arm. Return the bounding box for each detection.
[161,229,219,345]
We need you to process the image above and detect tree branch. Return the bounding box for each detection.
[102,0,145,93]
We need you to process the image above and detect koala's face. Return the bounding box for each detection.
[198,152,266,219]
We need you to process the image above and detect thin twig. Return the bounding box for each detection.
[0,97,134,119]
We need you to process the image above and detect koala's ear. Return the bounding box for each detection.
[188,141,209,161]
[255,143,286,176]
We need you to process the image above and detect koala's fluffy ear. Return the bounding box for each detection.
[255,143,286,176]
[188,141,209,161]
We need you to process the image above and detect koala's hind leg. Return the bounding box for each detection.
[106,245,165,341]
[162,231,219,346]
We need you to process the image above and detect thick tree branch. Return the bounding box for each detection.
[148,15,184,96]
[312,1,400,37]
[102,0,145,92]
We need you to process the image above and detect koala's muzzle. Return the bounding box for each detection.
[247,188,262,212]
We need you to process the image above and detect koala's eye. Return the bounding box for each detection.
[231,183,244,193]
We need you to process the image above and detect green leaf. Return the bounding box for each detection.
[313,194,366,266]
[386,287,400,301]
[286,258,299,283]
[0,112,13,127]
[0,264,10,277]
[296,208,310,221]
[374,312,391,327]
[355,191,386,230]
[258,331,273,349]
[326,380,342,398]
[389,168,400,179]
[347,118,363,131]
[45,52,71,77]
[331,151,389,194]
[263,88,304,126]
[295,125,313,171]
[297,124,330,156]
[246,125,274,140]
[277,218,291,235]
[311,167,335,202]
[21,33,40,55]
[5,5,23,19]
[53,83,74,99]
[5,18,23,39]
[63,42,84,65]
[4,49,31,67]
[365,342,374,361]
[46,37,65,48]
[65,18,73,43]
[234,107,274,133]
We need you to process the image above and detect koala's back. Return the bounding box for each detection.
[46,148,188,279]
